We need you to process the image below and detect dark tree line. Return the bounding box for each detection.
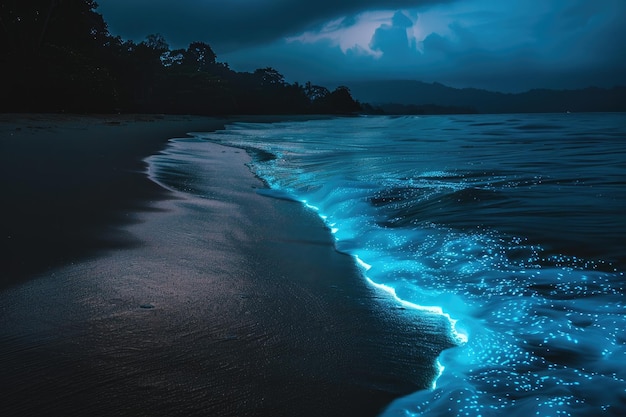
[0,1,361,115]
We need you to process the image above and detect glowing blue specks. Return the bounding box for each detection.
[196,117,626,417]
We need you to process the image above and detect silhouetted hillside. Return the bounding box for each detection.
[348,80,626,114]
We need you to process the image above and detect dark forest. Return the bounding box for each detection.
[0,1,362,115]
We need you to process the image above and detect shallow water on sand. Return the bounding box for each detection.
[194,113,626,416]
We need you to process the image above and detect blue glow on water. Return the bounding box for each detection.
[363,275,468,344]
[191,114,626,416]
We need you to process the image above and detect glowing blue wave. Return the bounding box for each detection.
[194,114,626,416]
[303,197,469,391]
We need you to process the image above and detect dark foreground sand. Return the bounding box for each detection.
[0,115,449,416]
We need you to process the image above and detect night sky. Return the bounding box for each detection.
[97,0,626,92]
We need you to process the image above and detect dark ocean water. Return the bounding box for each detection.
[192,113,626,416]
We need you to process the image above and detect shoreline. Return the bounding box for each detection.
[0,114,445,416]
[0,113,325,288]
[1,114,225,288]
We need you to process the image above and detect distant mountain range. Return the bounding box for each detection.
[344,80,626,114]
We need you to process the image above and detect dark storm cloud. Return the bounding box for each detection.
[370,12,414,58]
[319,0,625,91]
[97,0,452,50]
[97,0,626,91]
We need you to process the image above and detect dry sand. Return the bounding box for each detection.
[0,114,446,416]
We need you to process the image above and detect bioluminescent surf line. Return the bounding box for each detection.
[150,114,626,416]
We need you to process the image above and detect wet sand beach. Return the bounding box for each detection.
[0,115,447,416]
[2,114,255,287]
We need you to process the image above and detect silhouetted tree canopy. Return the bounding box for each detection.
[0,1,361,115]
[184,42,217,71]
